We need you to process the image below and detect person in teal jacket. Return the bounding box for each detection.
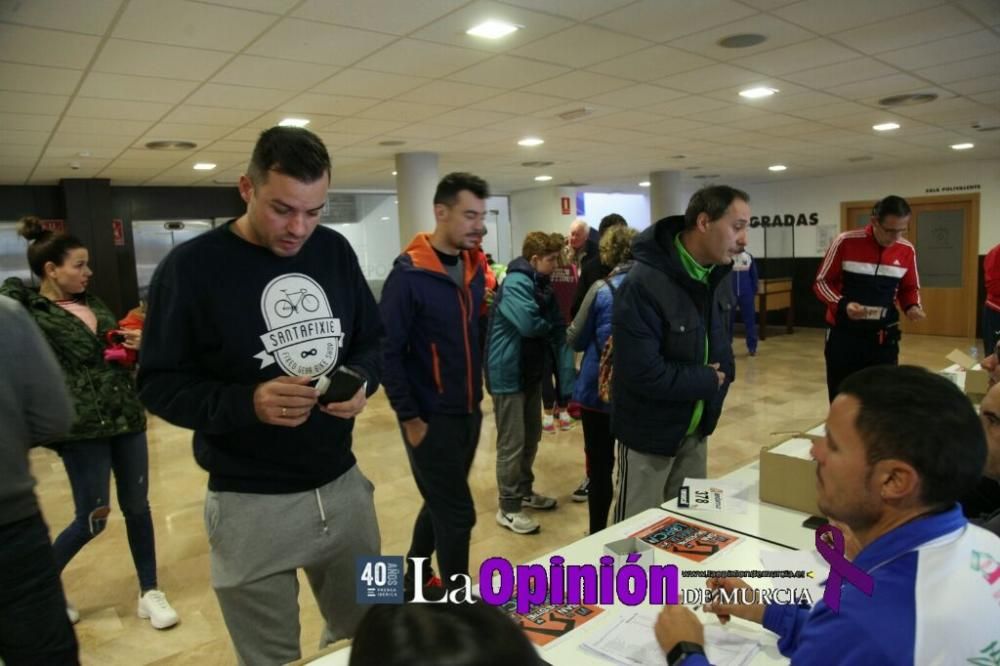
[485,232,575,536]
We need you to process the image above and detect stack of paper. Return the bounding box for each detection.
[582,609,760,666]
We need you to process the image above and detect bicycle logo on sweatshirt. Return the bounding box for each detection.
[255,273,344,377]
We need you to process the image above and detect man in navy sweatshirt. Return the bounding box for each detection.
[380,172,489,599]
[138,127,383,666]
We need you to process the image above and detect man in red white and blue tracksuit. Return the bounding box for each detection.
[814,195,925,401]
[379,173,489,599]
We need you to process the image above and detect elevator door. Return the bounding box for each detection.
[0,222,34,287]
[132,220,213,298]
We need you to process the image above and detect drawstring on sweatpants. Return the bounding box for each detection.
[315,489,329,534]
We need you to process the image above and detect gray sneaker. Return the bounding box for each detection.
[522,493,557,510]
[496,509,540,534]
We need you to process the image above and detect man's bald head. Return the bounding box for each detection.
[569,219,589,250]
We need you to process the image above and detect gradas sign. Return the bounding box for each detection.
[750,212,819,228]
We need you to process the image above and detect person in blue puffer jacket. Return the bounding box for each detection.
[566,225,637,534]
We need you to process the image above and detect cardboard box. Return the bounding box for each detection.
[759,437,821,516]
[945,349,990,402]
[603,536,654,568]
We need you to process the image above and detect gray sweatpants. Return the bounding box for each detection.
[494,382,543,513]
[613,435,707,522]
[204,465,380,666]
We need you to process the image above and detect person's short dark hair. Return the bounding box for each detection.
[434,172,490,206]
[839,365,985,509]
[872,195,911,222]
[17,216,86,278]
[246,126,331,186]
[598,213,627,237]
[683,185,750,230]
[349,602,541,666]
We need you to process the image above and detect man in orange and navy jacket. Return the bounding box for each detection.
[814,195,925,402]
[379,172,489,600]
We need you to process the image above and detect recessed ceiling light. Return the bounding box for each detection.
[872,122,900,131]
[392,170,397,175]
[768,164,787,172]
[951,142,974,150]
[534,175,553,182]
[278,117,310,127]
[518,137,544,147]
[466,20,519,39]
[739,87,778,99]
[380,216,390,221]
[145,140,197,151]
[638,181,651,187]
[193,163,216,170]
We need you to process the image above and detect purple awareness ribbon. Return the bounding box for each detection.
[815,524,874,613]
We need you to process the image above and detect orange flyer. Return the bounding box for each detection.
[499,595,604,647]
[630,515,740,562]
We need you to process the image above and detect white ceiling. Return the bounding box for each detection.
[0,0,998,193]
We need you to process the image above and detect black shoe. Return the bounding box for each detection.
[404,567,447,602]
[571,478,590,502]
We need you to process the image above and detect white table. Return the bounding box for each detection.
[308,508,794,665]
[661,423,827,552]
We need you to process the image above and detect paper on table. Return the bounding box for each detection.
[805,423,825,437]
[769,437,814,460]
[581,609,760,666]
[680,478,749,514]
[759,549,827,603]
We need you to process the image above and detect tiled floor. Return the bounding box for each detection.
[28,327,979,664]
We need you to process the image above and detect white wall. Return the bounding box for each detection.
[733,159,1000,258]
[509,186,579,256]
[582,192,651,231]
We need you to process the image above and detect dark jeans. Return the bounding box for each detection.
[53,431,158,592]
[824,326,899,402]
[581,410,615,534]
[541,352,566,411]
[732,289,758,353]
[403,411,482,587]
[0,513,79,666]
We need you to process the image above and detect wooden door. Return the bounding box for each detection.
[840,194,979,338]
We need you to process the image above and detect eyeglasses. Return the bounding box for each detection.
[874,219,908,235]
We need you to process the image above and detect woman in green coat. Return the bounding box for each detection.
[0,217,178,629]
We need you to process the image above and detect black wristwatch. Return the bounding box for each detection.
[667,641,706,665]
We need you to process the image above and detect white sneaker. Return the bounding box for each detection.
[558,412,574,430]
[66,604,80,624]
[137,589,179,629]
[496,509,540,534]
[542,413,556,434]
[522,493,558,510]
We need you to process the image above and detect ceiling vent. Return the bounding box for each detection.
[521,161,554,168]
[693,174,721,179]
[145,140,197,150]
[972,122,1000,132]
[878,93,937,107]
[557,107,593,121]
[847,156,874,162]
[718,33,767,48]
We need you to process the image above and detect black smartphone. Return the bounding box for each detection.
[802,515,828,530]
[316,367,366,405]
